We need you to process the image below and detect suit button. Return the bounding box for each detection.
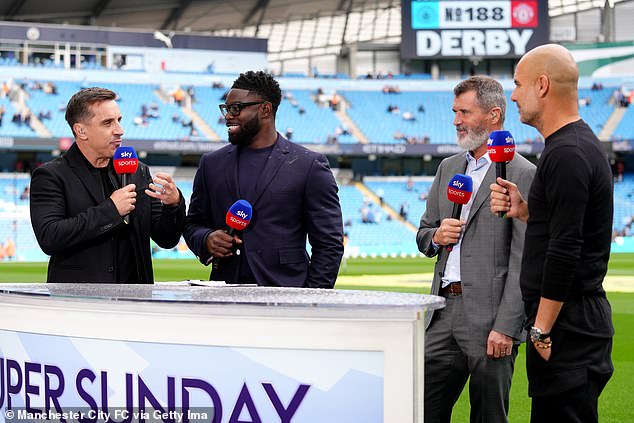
[107,266,114,272]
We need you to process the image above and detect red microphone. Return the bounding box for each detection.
[446,174,473,252]
[113,146,139,224]
[487,130,516,217]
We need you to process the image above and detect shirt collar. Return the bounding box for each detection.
[465,150,492,169]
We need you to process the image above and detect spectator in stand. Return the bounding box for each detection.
[12,111,21,125]
[330,92,341,111]
[187,86,196,103]
[615,160,625,183]
[20,185,30,201]
[4,238,15,260]
[173,87,185,106]
[38,110,52,120]
[406,177,414,191]
[399,201,409,220]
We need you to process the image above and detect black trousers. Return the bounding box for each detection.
[530,371,611,423]
[526,328,613,423]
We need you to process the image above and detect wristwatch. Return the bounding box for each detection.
[529,326,551,343]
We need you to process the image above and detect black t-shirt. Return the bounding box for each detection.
[236,144,276,282]
[520,119,613,336]
[97,166,138,283]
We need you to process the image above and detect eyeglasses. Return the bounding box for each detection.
[219,101,265,117]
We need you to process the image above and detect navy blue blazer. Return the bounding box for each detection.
[184,134,344,288]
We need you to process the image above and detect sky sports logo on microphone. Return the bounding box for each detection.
[447,174,473,205]
[229,215,249,228]
[225,200,253,231]
[113,146,139,174]
[487,130,516,162]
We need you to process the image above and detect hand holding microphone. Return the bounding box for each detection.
[487,130,515,218]
[437,173,473,252]
[207,200,253,269]
[113,146,139,224]
[490,178,530,223]
[110,184,137,219]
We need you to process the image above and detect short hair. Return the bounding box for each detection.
[65,87,117,136]
[231,71,282,115]
[453,76,506,124]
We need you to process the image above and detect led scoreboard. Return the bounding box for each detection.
[401,1,549,58]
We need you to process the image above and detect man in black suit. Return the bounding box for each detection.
[30,87,185,283]
[184,71,343,288]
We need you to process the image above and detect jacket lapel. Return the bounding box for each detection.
[442,154,468,219]
[224,145,240,199]
[466,163,495,228]
[249,135,289,207]
[65,143,104,204]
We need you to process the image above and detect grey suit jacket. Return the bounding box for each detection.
[417,152,535,349]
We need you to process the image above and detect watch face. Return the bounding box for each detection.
[529,327,541,340]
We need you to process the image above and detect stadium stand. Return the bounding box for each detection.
[365,178,433,228]
[0,71,624,149]
[613,105,634,140]
[338,184,419,256]
[22,80,201,141]
[4,171,634,261]
[192,85,358,144]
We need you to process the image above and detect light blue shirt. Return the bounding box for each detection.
[441,151,492,288]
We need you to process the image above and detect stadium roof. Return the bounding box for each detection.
[0,0,628,32]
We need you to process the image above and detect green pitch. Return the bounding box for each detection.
[0,254,633,422]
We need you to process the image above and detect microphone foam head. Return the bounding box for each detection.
[447,173,473,205]
[113,146,139,175]
[487,130,516,163]
[226,199,253,231]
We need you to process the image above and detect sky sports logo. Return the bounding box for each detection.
[229,215,248,227]
[447,187,467,197]
[113,159,138,167]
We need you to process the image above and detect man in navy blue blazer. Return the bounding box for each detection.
[184,71,344,288]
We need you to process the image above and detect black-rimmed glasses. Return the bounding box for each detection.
[219,101,265,117]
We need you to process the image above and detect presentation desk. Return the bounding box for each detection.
[0,283,444,423]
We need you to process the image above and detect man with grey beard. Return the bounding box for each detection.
[416,76,535,422]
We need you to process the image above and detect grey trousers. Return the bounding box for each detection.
[424,294,518,423]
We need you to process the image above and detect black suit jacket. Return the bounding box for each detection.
[30,142,186,283]
[184,134,344,288]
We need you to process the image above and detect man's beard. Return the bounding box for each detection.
[456,125,489,152]
[229,114,260,146]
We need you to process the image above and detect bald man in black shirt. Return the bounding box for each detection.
[490,44,614,422]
